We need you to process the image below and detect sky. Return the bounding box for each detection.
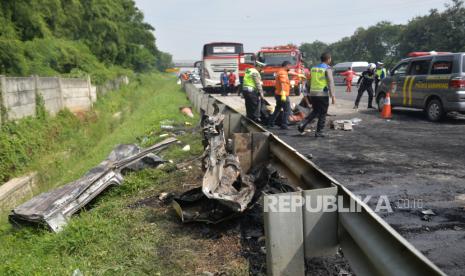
[134,0,450,61]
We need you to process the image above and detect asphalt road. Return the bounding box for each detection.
[213,85,465,275]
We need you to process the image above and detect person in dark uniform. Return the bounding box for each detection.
[242,61,265,122]
[354,63,376,109]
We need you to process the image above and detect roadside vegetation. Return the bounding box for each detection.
[0,74,189,186]
[300,0,465,67]
[0,0,172,83]
[0,74,247,275]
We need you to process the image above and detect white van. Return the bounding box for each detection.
[333,61,369,85]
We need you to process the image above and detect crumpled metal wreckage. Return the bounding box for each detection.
[200,113,255,212]
[173,111,294,224]
[9,138,178,232]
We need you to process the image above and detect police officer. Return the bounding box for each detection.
[354,63,376,109]
[375,62,387,92]
[298,52,336,138]
[242,61,265,122]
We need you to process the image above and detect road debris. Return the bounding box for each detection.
[173,111,295,225]
[158,192,175,204]
[421,209,437,221]
[421,209,436,216]
[350,118,362,125]
[172,187,238,224]
[9,138,178,232]
[201,113,255,212]
[161,125,174,131]
[180,106,194,118]
[331,120,353,131]
[112,111,122,119]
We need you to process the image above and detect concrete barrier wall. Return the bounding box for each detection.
[0,75,128,123]
[2,77,37,120]
[0,172,38,212]
[37,77,62,115]
[97,76,129,96]
[61,78,92,113]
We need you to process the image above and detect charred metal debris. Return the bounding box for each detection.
[173,112,295,224]
[9,138,178,232]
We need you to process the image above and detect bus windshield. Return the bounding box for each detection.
[203,44,243,56]
[260,52,298,66]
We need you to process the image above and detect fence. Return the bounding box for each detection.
[0,75,128,124]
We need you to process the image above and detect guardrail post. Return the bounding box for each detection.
[264,192,305,276]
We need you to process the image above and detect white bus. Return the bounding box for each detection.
[333,61,369,85]
[201,42,243,92]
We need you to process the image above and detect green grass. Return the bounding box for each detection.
[0,73,195,189]
[0,74,250,275]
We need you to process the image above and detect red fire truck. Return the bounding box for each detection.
[238,52,256,85]
[256,45,306,95]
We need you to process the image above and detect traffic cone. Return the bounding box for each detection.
[381,92,392,119]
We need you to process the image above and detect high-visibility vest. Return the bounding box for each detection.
[310,66,328,96]
[243,68,258,89]
[376,68,387,79]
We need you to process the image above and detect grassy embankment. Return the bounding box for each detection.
[0,74,248,275]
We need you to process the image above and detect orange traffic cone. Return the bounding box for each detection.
[381,92,392,119]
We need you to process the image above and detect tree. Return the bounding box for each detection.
[0,0,172,77]
[300,0,464,68]
[299,41,329,67]
[156,51,174,71]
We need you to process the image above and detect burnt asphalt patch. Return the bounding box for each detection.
[271,107,465,275]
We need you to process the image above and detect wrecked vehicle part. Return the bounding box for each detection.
[201,114,255,212]
[173,164,295,225]
[172,188,238,224]
[9,138,178,232]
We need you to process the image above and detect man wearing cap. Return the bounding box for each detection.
[242,61,265,122]
[375,62,387,93]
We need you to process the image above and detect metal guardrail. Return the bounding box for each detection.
[181,81,445,276]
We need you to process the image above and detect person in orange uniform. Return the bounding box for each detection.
[340,67,356,93]
[267,61,293,129]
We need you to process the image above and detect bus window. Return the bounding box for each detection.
[203,44,243,56]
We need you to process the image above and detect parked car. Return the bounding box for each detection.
[376,52,465,121]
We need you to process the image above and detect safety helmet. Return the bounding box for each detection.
[256,61,267,68]
[368,63,376,70]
